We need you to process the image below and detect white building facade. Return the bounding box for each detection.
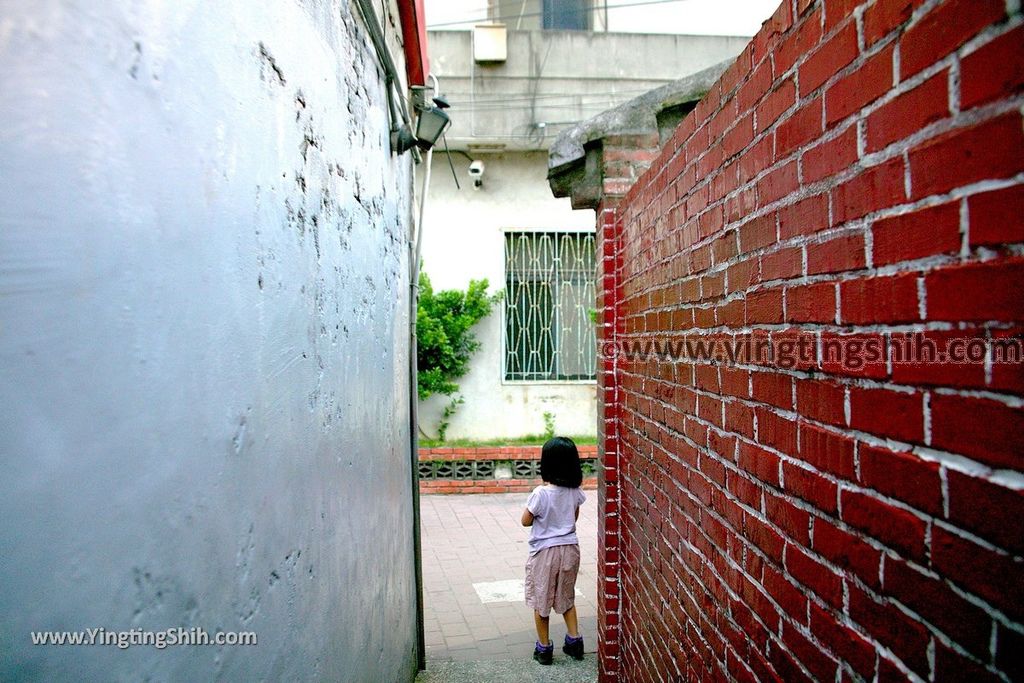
[418,1,767,441]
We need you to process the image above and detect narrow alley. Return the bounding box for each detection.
[2,0,1022,681]
[416,492,599,681]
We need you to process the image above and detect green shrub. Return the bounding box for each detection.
[542,412,556,440]
[416,272,500,439]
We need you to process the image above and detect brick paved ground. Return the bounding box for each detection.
[420,492,599,663]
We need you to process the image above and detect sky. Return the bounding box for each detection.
[425,0,784,37]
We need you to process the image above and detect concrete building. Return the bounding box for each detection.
[427,0,779,36]
[417,2,754,441]
[0,1,429,680]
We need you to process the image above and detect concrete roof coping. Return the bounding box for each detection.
[545,58,734,207]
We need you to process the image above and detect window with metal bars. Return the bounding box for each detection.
[504,231,597,381]
[542,0,590,30]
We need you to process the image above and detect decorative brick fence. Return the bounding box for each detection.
[549,0,1024,681]
[418,445,599,494]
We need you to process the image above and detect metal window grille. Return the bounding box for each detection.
[542,0,590,30]
[504,231,596,381]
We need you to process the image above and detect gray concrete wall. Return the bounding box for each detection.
[429,30,751,149]
[0,1,417,681]
[424,0,779,36]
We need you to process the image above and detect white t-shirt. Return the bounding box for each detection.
[526,484,586,556]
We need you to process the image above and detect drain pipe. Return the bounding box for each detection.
[407,155,431,673]
[407,72,440,673]
[354,0,432,669]
[353,0,419,158]
[408,228,426,673]
[408,172,427,672]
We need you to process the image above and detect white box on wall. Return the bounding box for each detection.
[473,23,507,63]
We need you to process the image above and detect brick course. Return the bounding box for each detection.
[584,1,1024,680]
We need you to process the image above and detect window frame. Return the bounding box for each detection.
[500,227,598,386]
[541,0,592,31]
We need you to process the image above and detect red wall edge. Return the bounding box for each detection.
[398,0,428,86]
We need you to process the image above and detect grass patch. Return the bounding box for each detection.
[419,434,599,449]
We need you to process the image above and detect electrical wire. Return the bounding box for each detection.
[446,86,656,99]
[442,134,460,189]
[411,71,702,83]
[427,0,690,28]
[442,100,649,111]
[447,149,476,163]
[353,0,416,129]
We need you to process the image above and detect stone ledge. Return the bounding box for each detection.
[421,476,599,495]
[418,445,601,494]
[419,444,599,461]
[546,60,734,209]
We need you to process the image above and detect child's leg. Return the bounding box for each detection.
[526,549,554,646]
[554,545,582,638]
[533,610,551,645]
[562,605,579,638]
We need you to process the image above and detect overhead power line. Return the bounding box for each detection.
[427,0,690,28]
[444,88,655,104]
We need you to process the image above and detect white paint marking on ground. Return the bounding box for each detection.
[472,579,583,604]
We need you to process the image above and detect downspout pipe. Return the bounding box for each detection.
[406,71,439,673]
[354,0,429,670]
[353,0,415,147]
[408,152,429,672]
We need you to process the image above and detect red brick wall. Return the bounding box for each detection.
[601,1,1024,681]
[594,133,661,680]
[596,203,625,678]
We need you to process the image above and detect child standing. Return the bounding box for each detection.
[521,436,586,665]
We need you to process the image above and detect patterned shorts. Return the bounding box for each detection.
[524,544,581,617]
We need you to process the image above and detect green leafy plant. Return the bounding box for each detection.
[542,412,556,440]
[417,271,500,439]
[435,395,464,443]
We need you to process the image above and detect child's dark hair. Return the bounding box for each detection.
[540,436,583,488]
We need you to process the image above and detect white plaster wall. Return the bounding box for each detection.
[418,152,597,440]
[0,1,417,681]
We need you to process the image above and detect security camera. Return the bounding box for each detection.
[468,160,485,188]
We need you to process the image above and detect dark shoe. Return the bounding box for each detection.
[563,635,584,660]
[533,641,553,665]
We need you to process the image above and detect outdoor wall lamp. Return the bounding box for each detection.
[414,95,451,149]
[394,89,451,154]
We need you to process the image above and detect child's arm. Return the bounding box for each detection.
[521,508,534,526]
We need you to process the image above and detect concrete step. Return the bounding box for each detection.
[416,654,598,682]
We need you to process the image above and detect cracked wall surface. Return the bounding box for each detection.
[0,1,417,680]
